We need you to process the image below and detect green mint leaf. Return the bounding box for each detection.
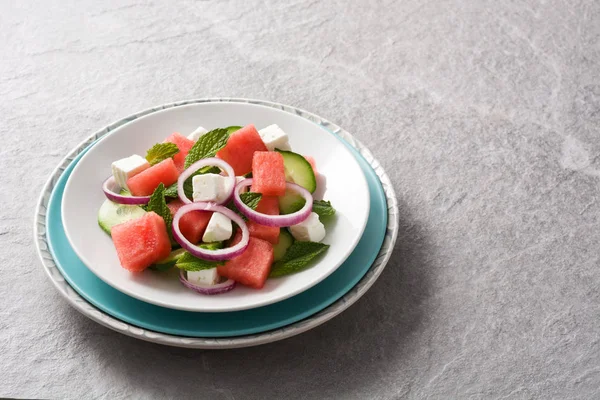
[175,252,222,271]
[164,182,179,198]
[150,261,176,272]
[145,143,180,166]
[240,192,262,210]
[165,177,195,201]
[227,192,262,220]
[200,242,224,250]
[145,183,173,240]
[184,128,229,169]
[312,200,336,219]
[225,125,242,135]
[269,241,329,278]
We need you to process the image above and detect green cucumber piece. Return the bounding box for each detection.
[278,189,306,215]
[152,248,186,271]
[277,150,317,193]
[98,199,146,235]
[273,229,294,261]
[226,125,242,135]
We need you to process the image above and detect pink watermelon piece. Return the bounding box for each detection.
[111,212,171,272]
[216,124,267,175]
[167,199,212,244]
[164,132,195,172]
[217,236,274,289]
[247,196,280,244]
[127,158,179,196]
[251,151,286,196]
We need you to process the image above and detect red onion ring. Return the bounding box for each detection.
[102,176,151,205]
[233,178,313,227]
[177,158,235,205]
[172,202,249,261]
[179,270,236,295]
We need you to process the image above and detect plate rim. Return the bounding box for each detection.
[33,98,399,349]
[60,101,371,312]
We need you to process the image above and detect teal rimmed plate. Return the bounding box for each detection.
[34,98,398,348]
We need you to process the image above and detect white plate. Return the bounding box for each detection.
[61,102,370,312]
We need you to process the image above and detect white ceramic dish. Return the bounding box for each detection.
[61,102,370,312]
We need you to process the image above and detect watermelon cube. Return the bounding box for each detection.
[217,236,274,289]
[127,158,179,196]
[167,199,212,244]
[164,132,195,172]
[247,196,280,244]
[251,151,286,196]
[111,212,171,272]
[216,124,267,175]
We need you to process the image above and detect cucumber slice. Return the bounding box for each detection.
[273,229,294,261]
[277,150,317,193]
[97,199,146,235]
[152,248,186,271]
[278,189,306,215]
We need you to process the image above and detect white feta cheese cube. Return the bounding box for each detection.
[111,154,150,190]
[224,176,248,195]
[202,212,233,242]
[289,212,326,242]
[187,125,209,142]
[258,124,291,151]
[187,268,220,285]
[192,173,229,203]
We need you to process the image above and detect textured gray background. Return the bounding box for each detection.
[2,0,600,399]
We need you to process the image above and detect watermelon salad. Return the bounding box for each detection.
[98,124,336,295]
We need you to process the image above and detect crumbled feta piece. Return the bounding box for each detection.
[224,176,248,195]
[192,173,229,203]
[111,155,150,190]
[258,124,291,151]
[187,268,220,285]
[289,212,326,242]
[187,125,209,142]
[202,212,232,242]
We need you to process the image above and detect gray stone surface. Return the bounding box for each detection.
[2,0,600,398]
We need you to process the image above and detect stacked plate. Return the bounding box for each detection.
[34,99,398,349]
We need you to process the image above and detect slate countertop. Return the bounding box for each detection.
[3,0,600,398]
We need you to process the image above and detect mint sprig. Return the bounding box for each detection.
[199,242,224,250]
[164,182,179,198]
[184,128,229,169]
[145,183,173,239]
[269,241,329,277]
[312,200,335,219]
[145,143,179,166]
[240,192,262,211]
[175,252,223,271]
[227,192,262,220]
